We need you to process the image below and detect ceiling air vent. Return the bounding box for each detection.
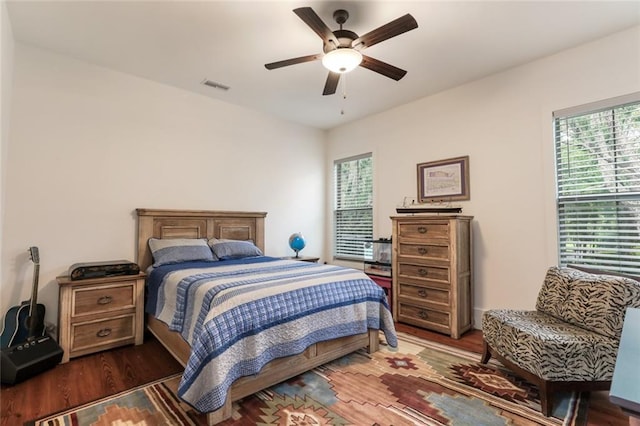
[201,79,230,91]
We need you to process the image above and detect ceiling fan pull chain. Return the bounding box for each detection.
[343,74,347,99]
[341,75,348,115]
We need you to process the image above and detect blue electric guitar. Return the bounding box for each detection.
[0,247,46,348]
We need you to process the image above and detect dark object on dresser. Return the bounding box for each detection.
[68,260,140,281]
[396,207,462,214]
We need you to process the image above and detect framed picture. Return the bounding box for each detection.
[417,155,470,203]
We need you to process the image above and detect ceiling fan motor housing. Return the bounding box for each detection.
[324,29,359,52]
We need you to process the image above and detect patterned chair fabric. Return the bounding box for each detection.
[536,266,640,340]
[483,267,640,383]
[482,309,618,381]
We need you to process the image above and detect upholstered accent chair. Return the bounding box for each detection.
[481,266,640,416]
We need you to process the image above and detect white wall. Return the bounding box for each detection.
[4,24,638,336]
[1,1,15,325]
[2,44,325,329]
[326,26,640,327]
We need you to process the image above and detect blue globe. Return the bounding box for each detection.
[288,233,306,256]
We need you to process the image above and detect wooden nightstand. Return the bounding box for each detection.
[282,256,320,263]
[56,273,145,363]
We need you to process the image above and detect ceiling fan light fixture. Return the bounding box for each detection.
[322,48,362,73]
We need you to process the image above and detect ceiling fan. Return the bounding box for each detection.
[265,7,418,96]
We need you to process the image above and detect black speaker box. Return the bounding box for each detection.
[68,260,140,281]
[1,334,63,385]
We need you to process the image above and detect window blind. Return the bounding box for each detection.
[334,154,373,260]
[554,94,640,275]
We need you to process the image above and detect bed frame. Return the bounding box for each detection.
[136,208,379,425]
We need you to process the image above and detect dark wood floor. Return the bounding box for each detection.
[0,333,183,425]
[0,325,630,425]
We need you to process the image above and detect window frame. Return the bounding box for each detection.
[553,92,640,275]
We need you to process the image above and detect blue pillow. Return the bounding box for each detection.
[208,239,263,260]
[148,238,216,267]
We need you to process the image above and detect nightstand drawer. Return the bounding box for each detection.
[398,222,449,240]
[71,314,135,352]
[398,242,449,260]
[72,282,136,317]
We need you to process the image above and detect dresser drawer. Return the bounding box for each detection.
[70,314,135,353]
[397,302,450,332]
[398,263,449,282]
[398,242,449,261]
[398,222,449,240]
[398,282,449,306]
[72,282,136,317]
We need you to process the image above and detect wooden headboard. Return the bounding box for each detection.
[136,209,267,270]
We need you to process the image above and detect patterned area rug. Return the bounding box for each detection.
[27,333,588,426]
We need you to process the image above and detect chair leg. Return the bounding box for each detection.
[480,340,492,364]
[538,381,553,417]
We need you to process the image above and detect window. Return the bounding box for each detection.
[553,93,640,275]
[334,153,373,260]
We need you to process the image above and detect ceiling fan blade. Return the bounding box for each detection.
[360,55,407,81]
[265,54,321,70]
[294,7,340,48]
[352,14,418,50]
[323,72,340,96]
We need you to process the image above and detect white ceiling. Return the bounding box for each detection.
[6,1,640,130]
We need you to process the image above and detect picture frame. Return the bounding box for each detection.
[417,155,470,203]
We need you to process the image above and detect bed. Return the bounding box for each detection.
[136,208,397,425]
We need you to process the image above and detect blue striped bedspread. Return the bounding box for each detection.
[146,256,397,413]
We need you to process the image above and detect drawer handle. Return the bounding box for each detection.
[418,289,428,298]
[418,268,428,276]
[97,296,113,305]
[418,310,429,320]
[418,247,428,255]
[96,328,112,338]
[418,226,427,234]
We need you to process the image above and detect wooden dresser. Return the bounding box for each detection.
[56,273,145,363]
[391,215,473,339]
